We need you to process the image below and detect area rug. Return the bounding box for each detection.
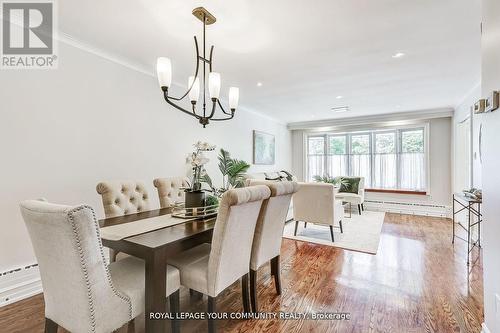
[283,211,385,254]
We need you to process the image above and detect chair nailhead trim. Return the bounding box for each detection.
[67,205,133,332]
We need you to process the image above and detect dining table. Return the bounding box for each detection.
[99,207,217,333]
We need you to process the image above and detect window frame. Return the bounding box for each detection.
[304,123,430,194]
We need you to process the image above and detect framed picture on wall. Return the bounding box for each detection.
[253,130,275,165]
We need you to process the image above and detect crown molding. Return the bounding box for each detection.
[287,108,454,131]
[454,81,481,109]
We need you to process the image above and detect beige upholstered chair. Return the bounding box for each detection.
[153,177,189,208]
[335,176,365,214]
[292,182,344,242]
[167,185,271,333]
[96,181,151,218]
[19,199,180,333]
[96,181,151,262]
[246,180,299,312]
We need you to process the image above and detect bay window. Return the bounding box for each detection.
[306,126,427,192]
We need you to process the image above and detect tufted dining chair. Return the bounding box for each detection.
[246,180,299,312]
[96,181,151,218]
[96,181,151,262]
[167,185,271,333]
[153,177,189,208]
[19,199,180,333]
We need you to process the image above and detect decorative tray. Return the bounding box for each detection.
[171,203,219,219]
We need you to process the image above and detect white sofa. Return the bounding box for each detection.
[334,176,365,215]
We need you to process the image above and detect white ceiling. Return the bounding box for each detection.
[59,0,481,123]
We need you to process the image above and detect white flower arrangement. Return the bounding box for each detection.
[186,141,216,191]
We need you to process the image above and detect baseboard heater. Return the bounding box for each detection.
[364,200,451,218]
[0,264,42,307]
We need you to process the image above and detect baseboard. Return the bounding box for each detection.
[364,200,451,218]
[0,264,42,307]
[482,323,491,333]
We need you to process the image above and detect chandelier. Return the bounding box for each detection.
[156,7,239,128]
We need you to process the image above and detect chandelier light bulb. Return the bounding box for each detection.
[156,57,172,88]
[188,76,200,103]
[208,72,221,99]
[229,87,239,110]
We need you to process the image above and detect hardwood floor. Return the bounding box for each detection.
[0,213,483,333]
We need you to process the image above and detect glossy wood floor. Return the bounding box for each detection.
[0,213,483,333]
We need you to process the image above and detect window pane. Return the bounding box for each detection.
[308,136,325,154]
[329,136,346,154]
[351,134,370,154]
[375,132,395,153]
[401,129,424,153]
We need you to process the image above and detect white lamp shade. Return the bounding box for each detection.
[229,87,239,109]
[156,57,172,88]
[208,72,221,99]
[188,76,200,102]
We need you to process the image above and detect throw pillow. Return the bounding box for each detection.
[338,177,361,194]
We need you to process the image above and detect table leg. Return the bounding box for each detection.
[145,249,167,333]
[478,203,481,248]
[467,202,471,266]
[452,196,455,244]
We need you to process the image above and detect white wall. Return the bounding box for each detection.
[0,41,292,272]
[480,0,500,331]
[291,116,452,209]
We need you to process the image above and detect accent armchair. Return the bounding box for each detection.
[334,176,365,214]
[292,182,344,242]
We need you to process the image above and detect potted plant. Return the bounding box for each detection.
[201,148,250,197]
[185,141,215,208]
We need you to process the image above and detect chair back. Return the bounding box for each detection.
[207,185,270,296]
[96,181,150,218]
[292,182,336,226]
[19,200,132,333]
[247,180,299,270]
[153,177,189,208]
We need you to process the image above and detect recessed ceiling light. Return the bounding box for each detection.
[336,95,343,99]
[256,82,263,87]
[392,52,405,58]
[331,106,349,113]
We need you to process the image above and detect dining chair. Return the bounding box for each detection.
[19,199,181,333]
[153,177,189,208]
[96,181,151,261]
[167,185,271,333]
[292,182,344,242]
[246,180,299,312]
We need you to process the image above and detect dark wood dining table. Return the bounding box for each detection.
[99,208,217,333]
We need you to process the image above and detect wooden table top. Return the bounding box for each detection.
[99,208,217,249]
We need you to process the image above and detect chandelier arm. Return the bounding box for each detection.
[210,113,235,121]
[208,45,214,72]
[164,92,202,119]
[207,99,217,118]
[216,99,232,115]
[167,36,201,102]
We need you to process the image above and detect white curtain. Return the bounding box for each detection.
[326,155,348,178]
[374,154,397,188]
[308,155,325,181]
[350,154,371,187]
[400,153,426,190]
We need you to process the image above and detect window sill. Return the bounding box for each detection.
[365,188,428,195]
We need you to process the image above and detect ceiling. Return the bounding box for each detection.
[58,0,481,123]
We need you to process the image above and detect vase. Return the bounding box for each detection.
[185,190,206,208]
